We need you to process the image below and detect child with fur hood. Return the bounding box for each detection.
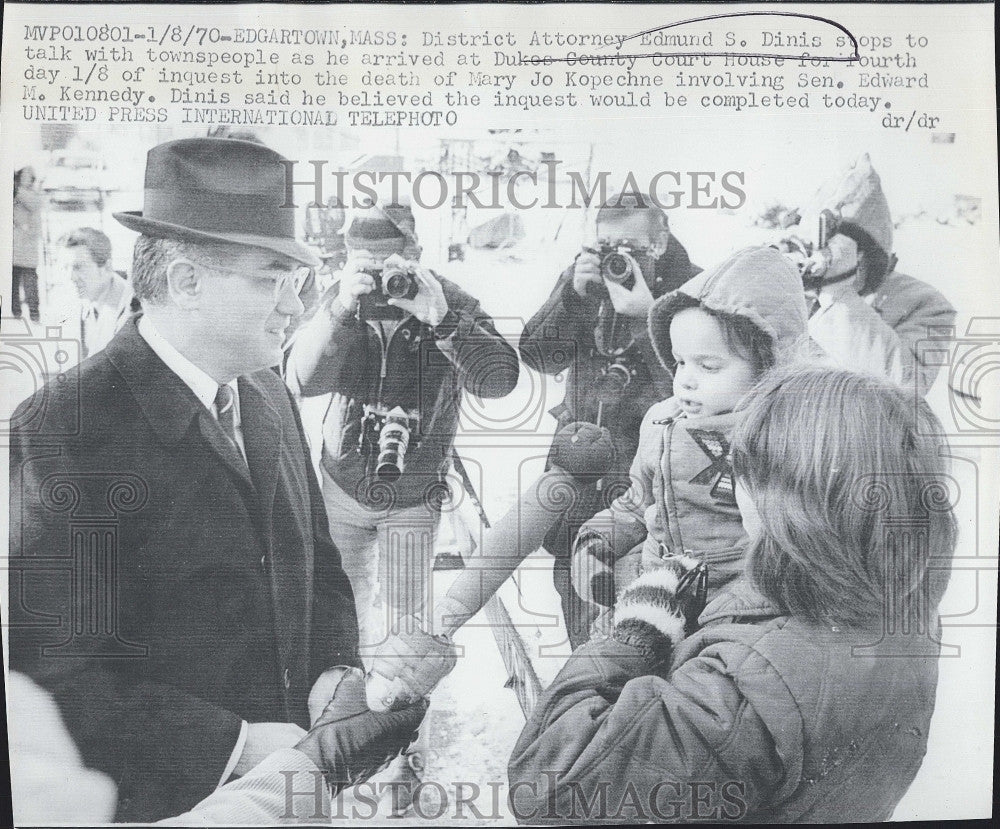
[571,246,810,634]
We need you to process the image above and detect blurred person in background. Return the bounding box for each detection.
[58,227,140,357]
[518,193,701,648]
[13,165,42,322]
[777,154,956,398]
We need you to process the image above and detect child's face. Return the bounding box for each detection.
[670,307,758,417]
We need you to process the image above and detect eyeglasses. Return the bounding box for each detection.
[183,257,312,301]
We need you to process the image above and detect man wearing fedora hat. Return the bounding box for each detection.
[9,138,422,822]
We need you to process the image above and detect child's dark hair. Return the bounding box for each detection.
[657,292,775,377]
[731,365,957,630]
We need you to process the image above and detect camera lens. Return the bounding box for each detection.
[601,252,634,288]
[376,419,411,482]
[383,267,419,300]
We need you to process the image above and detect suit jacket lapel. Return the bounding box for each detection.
[196,411,255,492]
[107,316,257,496]
[239,373,283,530]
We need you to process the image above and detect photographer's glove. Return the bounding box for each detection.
[296,668,428,792]
[365,616,458,712]
[613,555,708,668]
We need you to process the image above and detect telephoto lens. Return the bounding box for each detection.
[375,407,412,482]
[600,249,636,290]
[383,265,419,300]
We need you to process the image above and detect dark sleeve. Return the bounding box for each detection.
[518,265,600,376]
[507,638,787,824]
[8,422,242,821]
[285,284,373,398]
[438,279,520,398]
[282,386,362,675]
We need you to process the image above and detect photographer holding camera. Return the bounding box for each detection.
[519,193,701,648]
[285,200,518,801]
[777,154,956,398]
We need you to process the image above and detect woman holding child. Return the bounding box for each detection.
[508,249,957,823]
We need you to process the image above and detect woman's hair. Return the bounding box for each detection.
[732,366,956,629]
[660,292,776,377]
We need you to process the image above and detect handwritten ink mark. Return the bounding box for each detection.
[519,11,860,67]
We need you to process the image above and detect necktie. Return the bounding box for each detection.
[214,384,241,456]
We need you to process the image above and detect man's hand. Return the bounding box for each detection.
[335,250,380,315]
[233,722,307,778]
[296,668,428,791]
[384,255,449,327]
[604,254,655,318]
[572,250,603,298]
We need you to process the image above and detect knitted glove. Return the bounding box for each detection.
[612,556,708,668]
[365,617,458,712]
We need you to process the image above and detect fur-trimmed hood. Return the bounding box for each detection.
[648,245,809,370]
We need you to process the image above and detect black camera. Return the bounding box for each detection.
[596,357,637,401]
[775,209,841,291]
[588,241,647,290]
[358,264,420,320]
[359,404,418,483]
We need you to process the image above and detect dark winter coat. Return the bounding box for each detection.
[509,578,940,824]
[8,318,360,822]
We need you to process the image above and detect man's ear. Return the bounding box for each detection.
[165,260,201,309]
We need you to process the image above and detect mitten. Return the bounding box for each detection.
[547,421,616,482]
[365,617,458,712]
[571,529,617,611]
[613,555,707,668]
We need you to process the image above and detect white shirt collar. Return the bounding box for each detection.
[137,314,239,417]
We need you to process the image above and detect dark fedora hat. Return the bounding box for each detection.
[114,138,321,267]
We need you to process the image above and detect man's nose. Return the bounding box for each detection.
[276,281,305,316]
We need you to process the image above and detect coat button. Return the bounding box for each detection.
[259,554,268,574]
[283,668,292,689]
